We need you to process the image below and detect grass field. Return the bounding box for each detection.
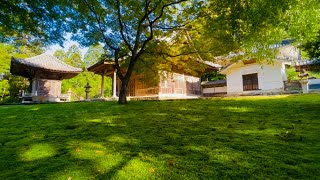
[0,94,319,179]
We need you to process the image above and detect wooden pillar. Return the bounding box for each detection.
[32,78,37,95]
[28,78,32,93]
[101,73,105,98]
[112,70,117,97]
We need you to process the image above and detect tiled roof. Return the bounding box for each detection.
[201,79,227,87]
[202,61,222,69]
[292,60,319,66]
[12,54,82,73]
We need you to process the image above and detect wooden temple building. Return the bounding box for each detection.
[88,60,221,100]
[10,54,82,103]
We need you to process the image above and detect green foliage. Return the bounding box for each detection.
[0,94,319,179]
[0,0,66,45]
[286,67,300,81]
[196,0,320,62]
[54,46,85,68]
[286,67,320,81]
[53,49,67,61]
[308,71,320,79]
[61,71,112,100]
[65,45,85,68]
[302,31,320,60]
[84,44,104,67]
[0,43,14,73]
[54,45,112,100]
[0,79,9,102]
[0,41,43,103]
[202,71,226,81]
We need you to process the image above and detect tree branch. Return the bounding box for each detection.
[137,0,187,58]
[82,0,117,51]
[116,0,133,52]
[114,48,124,80]
[150,0,187,25]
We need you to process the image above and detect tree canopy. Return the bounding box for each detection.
[186,0,320,62]
[0,0,67,45]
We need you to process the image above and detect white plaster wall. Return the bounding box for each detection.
[226,64,263,93]
[226,62,286,94]
[262,62,285,90]
[203,86,227,94]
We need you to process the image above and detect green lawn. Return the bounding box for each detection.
[0,95,319,179]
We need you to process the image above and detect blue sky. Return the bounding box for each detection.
[45,33,89,57]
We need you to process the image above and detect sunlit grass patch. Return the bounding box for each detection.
[222,94,291,101]
[20,143,56,161]
[47,168,92,180]
[113,156,163,179]
[86,118,102,123]
[107,134,140,144]
[220,106,253,112]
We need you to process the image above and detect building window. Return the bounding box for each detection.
[243,73,259,91]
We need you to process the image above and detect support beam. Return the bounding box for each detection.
[113,70,117,97]
[101,73,105,98]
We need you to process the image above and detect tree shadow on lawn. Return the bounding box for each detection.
[0,94,319,179]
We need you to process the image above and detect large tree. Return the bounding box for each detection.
[63,0,188,104]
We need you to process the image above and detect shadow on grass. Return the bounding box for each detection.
[0,94,319,179]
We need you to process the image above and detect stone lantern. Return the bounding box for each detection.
[67,89,72,102]
[84,82,92,101]
[298,66,309,94]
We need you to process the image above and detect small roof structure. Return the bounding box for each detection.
[10,54,82,80]
[201,60,222,71]
[87,61,115,76]
[293,60,320,71]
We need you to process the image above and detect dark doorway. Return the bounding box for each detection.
[243,73,259,91]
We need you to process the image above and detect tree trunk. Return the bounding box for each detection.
[116,53,138,104]
[118,78,129,104]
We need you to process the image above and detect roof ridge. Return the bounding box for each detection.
[25,54,82,71]
[12,53,82,73]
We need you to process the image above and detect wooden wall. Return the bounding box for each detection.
[115,72,201,97]
[32,79,62,97]
[116,74,159,97]
[159,73,201,96]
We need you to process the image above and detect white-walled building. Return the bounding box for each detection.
[219,59,289,95]
[202,43,300,95]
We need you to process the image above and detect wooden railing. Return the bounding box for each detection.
[135,87,159,96]
[20,91,71,103]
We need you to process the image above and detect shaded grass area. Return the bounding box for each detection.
[0,94,320,179]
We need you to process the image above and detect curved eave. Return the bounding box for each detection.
[10,59,82,80]
[87,61,115,75]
